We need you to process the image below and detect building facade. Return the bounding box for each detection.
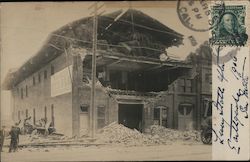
[3,9,212,137]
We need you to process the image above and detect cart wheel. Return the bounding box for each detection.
[201,130,212,144]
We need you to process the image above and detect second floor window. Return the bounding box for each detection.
[179,79,192,93]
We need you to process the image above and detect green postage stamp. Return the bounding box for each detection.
[210,5,248,46]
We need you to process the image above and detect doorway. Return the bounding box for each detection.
[118,104,143,131]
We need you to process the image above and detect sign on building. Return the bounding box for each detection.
[51,65,73,97]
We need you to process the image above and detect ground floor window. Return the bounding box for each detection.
[202,99,212,118]
[97,106,105,129]
[153,106,168,127]
[178,103,194,130]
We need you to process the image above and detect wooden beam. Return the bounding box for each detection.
[107,59,122,67]
[158,66,179,73]
[144,64,164,71]
[102,55,192,68]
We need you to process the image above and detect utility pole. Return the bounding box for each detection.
[88,2,105,138]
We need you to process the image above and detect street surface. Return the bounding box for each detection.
[1,142,211,161]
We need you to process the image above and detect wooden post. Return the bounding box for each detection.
[90,2,98,138]
[196,56,202,130]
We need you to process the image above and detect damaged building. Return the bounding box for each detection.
[2,9,212,136]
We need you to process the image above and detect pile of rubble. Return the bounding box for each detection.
[96,122,154,146]
[17,122,200,147]
[147,125,201,142]
[95,123,201,146]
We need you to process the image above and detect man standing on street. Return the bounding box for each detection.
[9,123,21,152]
[0,126,6,152]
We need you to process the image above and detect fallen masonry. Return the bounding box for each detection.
[96,122,154,146]
[95,122,201,146]
[4,122,201,148]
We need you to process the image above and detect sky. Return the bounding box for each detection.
[0,1,210,124]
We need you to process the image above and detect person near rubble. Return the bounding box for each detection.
[44,120,51,136]
[138,121,142,132]
[24,116,33,134]
[0,126,6,152]
[9,123,21,152]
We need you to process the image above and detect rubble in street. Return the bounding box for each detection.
[147,125,201,142]
[96,122,155,146]
[95,122,201,146]
[4,122,201,148]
